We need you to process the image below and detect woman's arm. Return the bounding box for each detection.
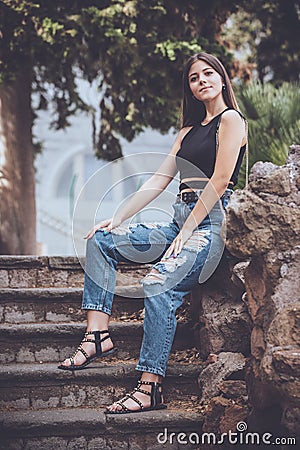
[164,110,246,257]
[85,127,192,238]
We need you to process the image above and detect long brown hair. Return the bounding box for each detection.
[181,52,239,127]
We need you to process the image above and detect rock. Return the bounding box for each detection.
[249,161,278,182]
[245,360,277,410]
[272,349,300,377]
[225,145,300,435]
[202,396,231,432]
[219,403,249,434]
[219,380,248,400]
[198,352,246,402]
[202,396,248,436]
[196,293,251,358]
[231,261,249,288]
[281,406,300,435]
[225,190,300,258]
[206,353,218,364]
[192,258,251,359]
[270,247,300,311]
[250,326,266,359]
[250,166,291,196]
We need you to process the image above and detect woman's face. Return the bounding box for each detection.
[188,59,224,103]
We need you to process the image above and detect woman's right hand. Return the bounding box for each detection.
[84,216,123,240]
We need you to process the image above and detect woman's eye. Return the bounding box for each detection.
[190,76,197,82]
[204,71,213,76]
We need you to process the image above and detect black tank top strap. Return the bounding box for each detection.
[215,108,247,134]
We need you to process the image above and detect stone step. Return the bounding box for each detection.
[0,360,203,412]
[0,286,146,323]
[0,321,195,364]
[0,256,150,289]
[0,405,204,450]
[0,256,84,289]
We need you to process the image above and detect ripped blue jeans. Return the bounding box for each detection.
[82,189,232,377]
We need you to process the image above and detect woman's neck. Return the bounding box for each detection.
[203,99,228,122]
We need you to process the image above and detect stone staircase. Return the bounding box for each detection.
[0,256,204,450]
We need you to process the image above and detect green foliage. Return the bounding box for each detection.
[0,0,237,160]
[0,0,92,127]
[78,0,235,159]
[236,81,300,188]
[1,0,299,163]
[224,0,300,84]
[221,8,261,68]
[252,0,300,83]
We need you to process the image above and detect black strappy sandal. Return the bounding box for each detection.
[58,330,117,371]
[105,379,167,414]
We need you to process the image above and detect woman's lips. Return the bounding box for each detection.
[200,86,211,92]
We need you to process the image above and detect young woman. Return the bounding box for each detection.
[58,52,247,414]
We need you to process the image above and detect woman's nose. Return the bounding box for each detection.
[199,75,207,85]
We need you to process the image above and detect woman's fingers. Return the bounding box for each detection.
[84,217,123,239]
[84,227,94,240]
[173,235,182,258]
[164,234,183,259]
[163,241,174,259]
[84,220,111,239]
[84,226,98,240]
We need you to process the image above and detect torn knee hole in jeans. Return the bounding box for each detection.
[110,222,165,235]
[142,255,187,285]
[141,223,159,229]
[161,255,187,272]
[183,230,210,252]
[110,224,131,235]
[142,268,166,285]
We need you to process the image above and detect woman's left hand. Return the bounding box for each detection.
[163,227,194,259]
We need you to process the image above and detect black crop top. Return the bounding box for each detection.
[176,108,246,189]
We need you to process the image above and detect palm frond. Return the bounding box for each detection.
[235,81,300,189]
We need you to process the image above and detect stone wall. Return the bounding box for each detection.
[191,254,251,439]
[225,145,300,436]
[192,256,251,360]
[0,256,149,289]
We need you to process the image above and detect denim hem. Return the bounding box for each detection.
[81,305,111,315]
[135,364,165,377]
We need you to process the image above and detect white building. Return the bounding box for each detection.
[34,79,178,256]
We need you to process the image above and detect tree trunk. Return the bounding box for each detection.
[0,69,36,254]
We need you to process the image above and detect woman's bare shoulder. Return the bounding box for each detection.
[221,109,245,125]
[219,109,246,145]
[168,126,194,156]
[178,126,193,141]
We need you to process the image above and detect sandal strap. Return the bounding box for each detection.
[133,387,151,397]
[61,329,114,369]
[83,330,111,355]
[82,338,97,344]
[77,346,89,360]
[137,380,162,388]
[84,330,109,336]
[111,380,164,412]
[100,334,110,344]
[114,400,130,412]
[127,393,144,410]
[138,380,164,408]
[120,392,145,410]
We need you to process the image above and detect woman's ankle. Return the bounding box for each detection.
[86,310,110,331]
[140,372,163,384]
